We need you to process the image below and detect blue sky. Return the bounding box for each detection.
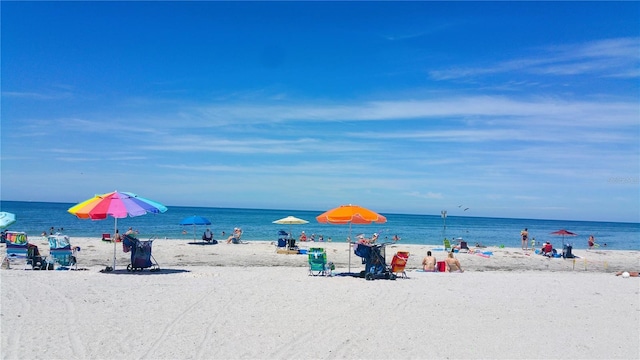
[2,2,639,222]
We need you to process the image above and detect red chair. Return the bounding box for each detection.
[390,251,410,278]
[101,233,112,242]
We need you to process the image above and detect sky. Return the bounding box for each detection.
[1,2,639,223]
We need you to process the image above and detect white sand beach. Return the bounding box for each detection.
[2,238,639,359]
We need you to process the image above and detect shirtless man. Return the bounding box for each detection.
[445,252,464,272]
[422,251,437,272]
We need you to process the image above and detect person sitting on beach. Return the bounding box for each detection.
[356,234,371,244]
[541,241,553,257]
[226,228,243,244]
[616,271,639,277]
[114,230,122,242]
[370,233,379,244]
[422,251,437,272]
[202,228,214,242]
[445,252,464,272]
[125,227,139,236]
[299,231,307,242]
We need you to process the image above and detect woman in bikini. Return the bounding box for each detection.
[445,252,464,272]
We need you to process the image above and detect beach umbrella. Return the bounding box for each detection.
[316,204,387,273]
[551,229,577,245]
[272,216,309,238]
[0,212,17,229]
[180,215,212,241]
[68,191,168,270]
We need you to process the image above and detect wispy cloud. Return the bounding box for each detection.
[1,90,73,100]
[429,37,640,80]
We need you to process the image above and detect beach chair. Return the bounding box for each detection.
[308,247,327,276]
[443,238,452,252]
[277,230,288,249]
[48,234,77,270]
[3,232,29,269]
[101,233,112,242]
[390,251,410,279]
[459,241,470,253]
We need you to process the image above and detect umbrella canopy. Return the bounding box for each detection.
[316,204,387,273]
[0,212,17,229]
[316,205,387,225]
[68,191,168,269]
[551,229,577,244]
[180,215,212,226]
[272,216,309,238]
[180,215,212,241]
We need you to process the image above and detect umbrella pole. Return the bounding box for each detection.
[113,218,118,269]
[348,222,352,273]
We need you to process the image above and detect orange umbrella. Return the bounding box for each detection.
[316,204,387,225]
[316,204,387,273]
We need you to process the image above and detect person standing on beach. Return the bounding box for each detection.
[521,228,529,250]
[588,235,596,249]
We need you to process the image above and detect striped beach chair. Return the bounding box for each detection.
[2,231,30,269]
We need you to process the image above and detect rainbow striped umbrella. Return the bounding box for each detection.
[68,191,168,269]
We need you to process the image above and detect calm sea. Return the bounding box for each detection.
[1,201,638,250]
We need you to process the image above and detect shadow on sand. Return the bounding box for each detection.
[99,268,190,275]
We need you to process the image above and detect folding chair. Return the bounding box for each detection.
[443,238,452,252]
[390,251,410,278]
[48,234,78,270]
[308,248,327,276]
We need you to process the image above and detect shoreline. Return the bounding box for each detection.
[11,236,639,273]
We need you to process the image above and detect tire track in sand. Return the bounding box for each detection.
[35,276,87,359]
[2,283,32,359]
[140,284,214,360]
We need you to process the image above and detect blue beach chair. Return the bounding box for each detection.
[48,234,78,270]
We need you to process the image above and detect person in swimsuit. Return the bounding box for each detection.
[521,228,529,250]
[445,252,464,272]
[616,271,639,277]
[588,235,596,249]
[226,227,243,244]
[422,251,437,272]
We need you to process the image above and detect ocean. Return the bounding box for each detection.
[1,201,638,250]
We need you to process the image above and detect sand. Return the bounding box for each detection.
[2,238,639,359]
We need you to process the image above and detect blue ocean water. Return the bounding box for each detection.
[1,201,638,250]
